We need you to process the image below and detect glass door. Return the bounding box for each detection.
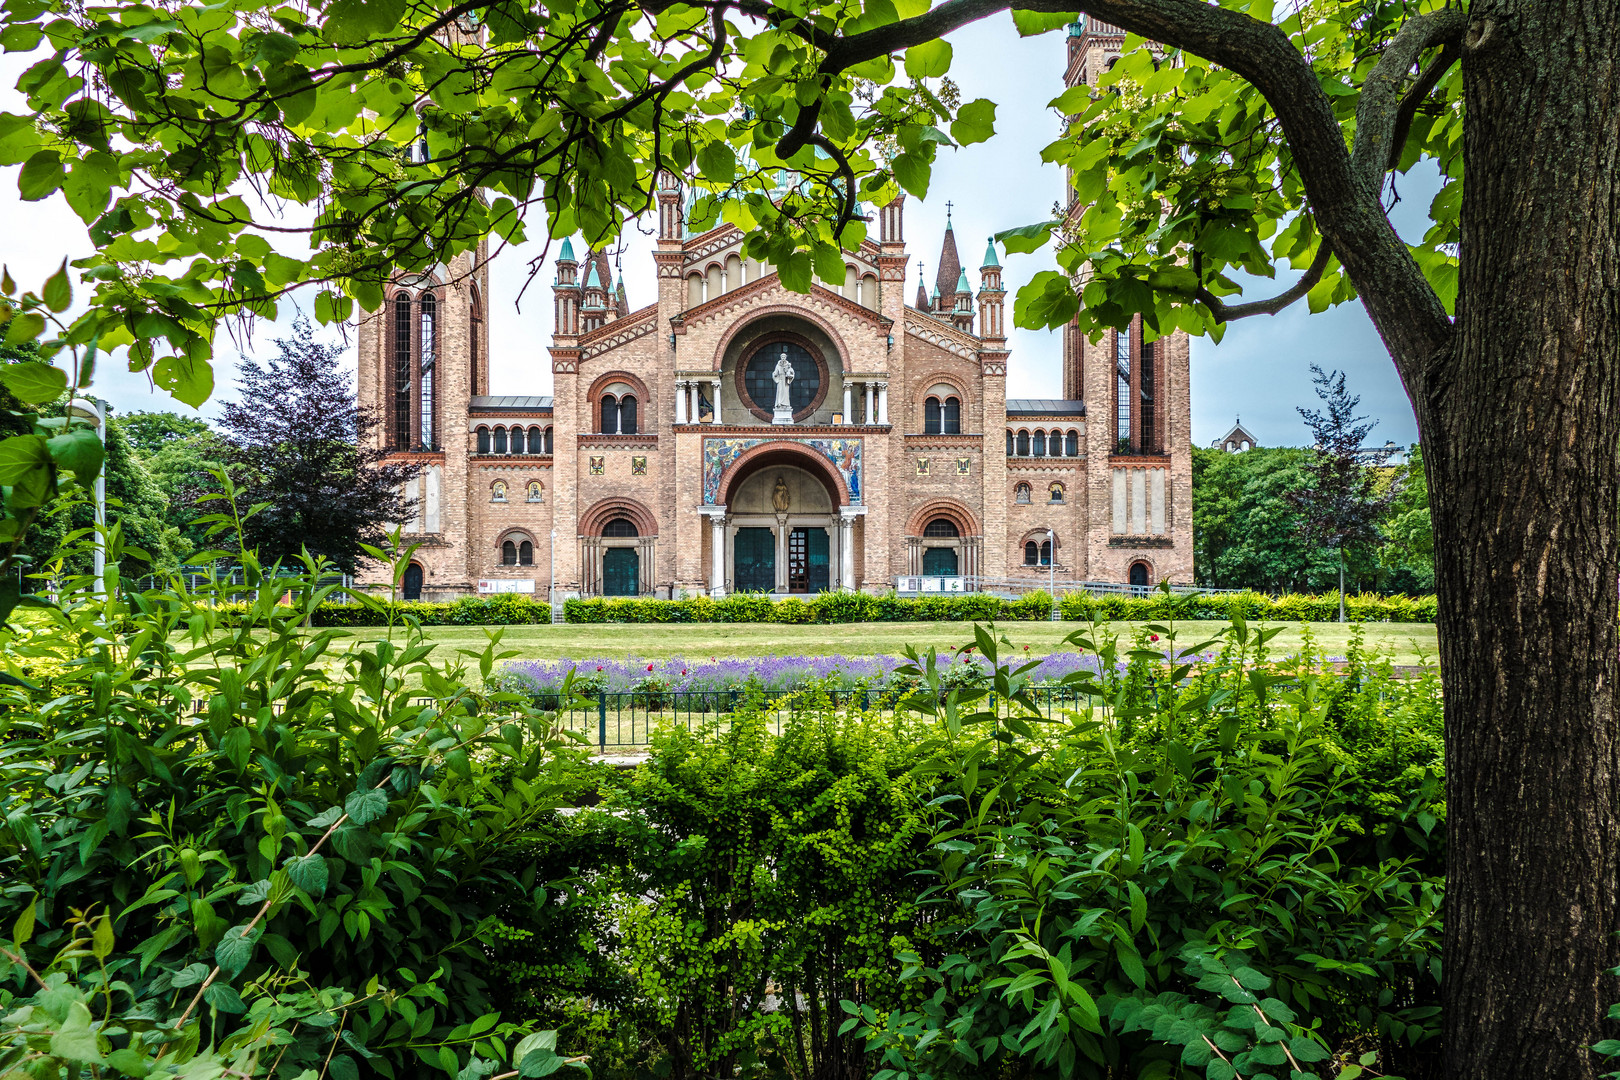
[789,527,831,592]
[734,527,775,592]
[922,546,959,576]
[603,547,639,595]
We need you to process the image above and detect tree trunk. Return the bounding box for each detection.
[1423,4,1620,1077]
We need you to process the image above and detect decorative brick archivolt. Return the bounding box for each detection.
[906,499,981,538]
[676,284,890,354]
[580,311,657,358]
[905,318,978,360]
[580,497,660,537]
[708,302,861,379]
[731,331,831,423]
[711,439,853,507]
[587,370,652,432]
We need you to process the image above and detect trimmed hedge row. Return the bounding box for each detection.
[562,591,1057,624]
[563,590,1437,625]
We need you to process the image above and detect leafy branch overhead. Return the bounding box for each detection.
[1,0,1466,395]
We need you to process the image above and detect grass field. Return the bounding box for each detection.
[331,620,1440,666]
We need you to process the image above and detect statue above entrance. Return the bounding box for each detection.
[771,348,795,424]
[772,475,791,512]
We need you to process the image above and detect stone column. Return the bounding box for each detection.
[709,514,727,597]
[675,380,687,424]
[876,381,889,425]
[774,516,789,593]
[843,381,854,424]
[711,377,723,424]
[690,382,701,424]
[864,383,874,425]
[840,510,857,589]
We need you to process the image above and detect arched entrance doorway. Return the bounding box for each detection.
[401,562,424,601]
[1129,561,1151,592]
[711,444,858,595]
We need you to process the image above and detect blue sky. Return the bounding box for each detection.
[0,16,1426,448]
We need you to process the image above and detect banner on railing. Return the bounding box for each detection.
[478,578,536,594]
[896,576,967,594]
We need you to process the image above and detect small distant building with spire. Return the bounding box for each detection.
[352,35,1194,599]
[1213,419,1260,453]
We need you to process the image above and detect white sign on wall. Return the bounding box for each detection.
[896,576,966,594]
[478,579,536,594]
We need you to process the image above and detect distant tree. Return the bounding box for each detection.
[121,411,213,458]
[1191,445,1352,592]
[142,428,229,561]
[218,317,417,573]
[1290,366,1398,620]
[1377,445,1434,594]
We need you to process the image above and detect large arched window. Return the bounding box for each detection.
[942,397,961,434]
[501,540,518,565]
[519,540,534,565]
[601,397,620,435]
[493,426,508,454]
[1033,430,1047,457]
[741,340,822,420]
[469,285,482,395]
[476,426,491,454]
[603,518,639,538]
[1016,430,1030,456]
[925,397,941,434]
[418,292,437,449]
[1065,430,1079,456]
[1024,541,1039,565]
[528,426,543,454]
[1040,540,1053,565]
[923,518,959,538]
[619,395,638,435]
[509,426,525,455]
[543,426,554,453]
[392,293,412,449]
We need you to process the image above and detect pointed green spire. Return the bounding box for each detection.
[956,269,971,293]
[584,260,601,289]
[982,238,1000,268]
[558,236,576,262]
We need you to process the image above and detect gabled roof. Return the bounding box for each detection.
[1007,399,1087,417]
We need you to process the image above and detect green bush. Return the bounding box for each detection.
[1058,588,1437,624]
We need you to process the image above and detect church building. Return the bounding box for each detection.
[354,19,1193,601]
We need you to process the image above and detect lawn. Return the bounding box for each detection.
[334,620,1440,666]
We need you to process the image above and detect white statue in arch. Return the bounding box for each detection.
[771,347,795,425]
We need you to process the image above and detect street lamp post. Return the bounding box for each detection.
[1047,527,1055,599]
[549,528,557,609]
[66,400,107,601]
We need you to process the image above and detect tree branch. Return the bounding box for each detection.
[1196,241,1334,323]
[1351,8,1468,187]
[1388,41,1460,173]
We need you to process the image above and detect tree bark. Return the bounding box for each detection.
[1423,4,1620,1078]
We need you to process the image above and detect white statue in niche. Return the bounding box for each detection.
[771,348,795,425]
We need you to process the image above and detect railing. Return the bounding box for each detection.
[894,576,1245,598]
[530,685,1094,751]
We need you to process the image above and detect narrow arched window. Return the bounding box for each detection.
[519,540,534,565]
[528,426,543,453]
[1006,431,1014,456]
[418,292,437,449]
[1065,430,1079,456]
[925,397,942,434]
[943,397,961,434]
[1024,541,1038,565]
[620,395,638,435]
[1040,540,1052,566]
[603,518,638,537]
[601,396,619,435]
[544,426,554,454]
[494,427,508,454]
[923,518,959,538]
[510,426,525,455]
[392,293,412,449]
[1017,431,1030,456]
[470,285,482,395]
[477,426,491,454]
[1033,430,1047,457]
[502,540,517,565]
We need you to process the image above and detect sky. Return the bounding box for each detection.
[0,16,1428,449]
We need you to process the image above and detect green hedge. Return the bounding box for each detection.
[562,591,1056,624]
[564,590,1436,624]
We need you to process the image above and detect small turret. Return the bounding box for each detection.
[915,263,928,310]
[581,257,607,332]
[977,238,1005,342]
[553,236,581,338]
[952,268,974,333]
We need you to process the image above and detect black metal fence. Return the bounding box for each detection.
[534,685,1095,751]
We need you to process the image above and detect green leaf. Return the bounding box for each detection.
[0,435,52,507]
[513,1032,558,1063]
[17,149,62,200]
[950,99,997,146]
[12,895,35,947]
[91,913,113,958]
[151,349,214,408]
[220,727,251,769]
[1014,270,1079,330]
[890,152,930,199]
[2,310,43,347]
[42,258,71,312]
[1232,966,1270,990]
[47,427,104,489]
[519,1048,565,1078]
[696,140,735,183]
[904,39,952,79]
[0,361,66,403]
[49,1002,102,1061]
[996,221,1056,255]
[1287,1036,1330,1063]
[1011,9,1077,35]
[323,0,406,43]
[171,962,210,988]
[344,788,389,826]
[215,923,262,977]
[285,853,329,897]
[203,982,247,1013]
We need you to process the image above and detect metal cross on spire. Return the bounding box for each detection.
[945,201,953,223]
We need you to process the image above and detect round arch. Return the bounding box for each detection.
[1127,558,1155,587]
[731,331,831,423]
[715,441,851,507]
[710,303,857,375]
[580,497,659,537]
[906,499,981,537]
[587,370,651,433]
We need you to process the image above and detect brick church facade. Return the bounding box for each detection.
[354,18,1193,601]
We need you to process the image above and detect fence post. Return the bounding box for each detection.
[598,691,607,752]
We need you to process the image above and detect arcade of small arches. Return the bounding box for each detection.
[1008,428,1083,458]
[686,253,880,310]
[1013,481,1067,505]
[476,424,554,455]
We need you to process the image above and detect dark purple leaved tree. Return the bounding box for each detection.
[219,316,418,574]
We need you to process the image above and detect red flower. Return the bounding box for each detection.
[1023,644,1030,651]
[1150,634,1160,642]
[682,670,688,676]
[596,665,604,671]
